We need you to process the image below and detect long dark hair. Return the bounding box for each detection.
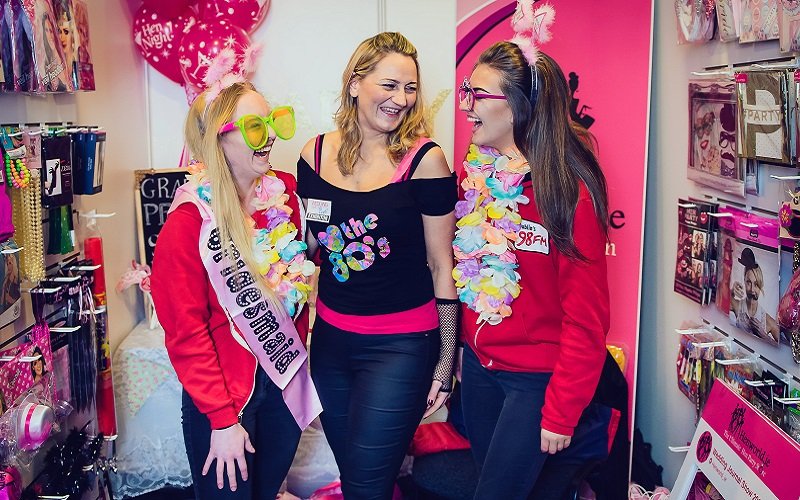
[477,42,608,260]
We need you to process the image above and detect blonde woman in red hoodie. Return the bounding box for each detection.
[152,81,320,499]
[454,41,613,499]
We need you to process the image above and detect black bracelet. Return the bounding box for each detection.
[435,297,460,305]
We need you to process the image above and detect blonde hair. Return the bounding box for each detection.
[334,32,430,175]
[185,82,282,313]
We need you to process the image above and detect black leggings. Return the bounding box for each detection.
[310,317,439,500]
[461,347,611,500]
[181,367,301,500]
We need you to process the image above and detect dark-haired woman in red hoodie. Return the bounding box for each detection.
[453,40,614,500]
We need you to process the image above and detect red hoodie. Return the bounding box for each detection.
[150,170,309,430]
[460,175,610,437]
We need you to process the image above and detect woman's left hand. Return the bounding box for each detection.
[540,428,571,454]
[423,379,449,419]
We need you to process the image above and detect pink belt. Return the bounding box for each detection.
[316,298,438,334]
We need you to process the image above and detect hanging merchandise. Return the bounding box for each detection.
[714,351,759,401]
[79,213,115,437]
[687,80,744,197]
[750,370,789,426]
[46,206,73,255]
[795,69,800,170]
[716,206,750,316]
[673,199,718,304]
[72,129,104,195]
[93,306,114,436]
[716,0,742,42]
[745,158,761,195]
[0,126,29,190]
[0,240,22,327]
[779,188,800,241]
[779,389,800,442]
[71,0,92,90]
[674,0,715,44]
[779,0,800,52]
[40,133,73,208]
[0,156,17,243]
[42,132,75,255]
[29,0,73,92]
[22,127,41,172]
[737,70,794,165]
[674,326,761,422]
[80,213,105,305]
[0,0,12,90]
[676,328,725,419]
[0,466,21,500]
[51,0,78,90]
[9,0,34,92]
[3,152,29,189]
[59,277,96,414]
[69,128,83,191]
[740,0,781,42]
[728,215,782,345]
[12,393,54,451]
[51,346,69,404]
[25,425,103,498]
[0,293,56,406]
[71,265,109,427]
[7,0,72,93]
[777,192,800,358]
[10,169,44,281]
[778,266,800,360]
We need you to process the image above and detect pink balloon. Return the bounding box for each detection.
[178,19,250,89]
[133,6,197,84]
[142,0,192,21]
[199,0,269,34]
[183,83,203,106]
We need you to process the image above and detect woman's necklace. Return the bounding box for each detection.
[4,150,30,188]
[453,144,531,326]
[186,162,315,316]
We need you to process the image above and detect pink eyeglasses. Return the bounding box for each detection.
[458,77,507,111]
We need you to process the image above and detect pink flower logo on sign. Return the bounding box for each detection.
[696,431,712,463]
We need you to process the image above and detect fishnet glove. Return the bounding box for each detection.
[433,298,460,392]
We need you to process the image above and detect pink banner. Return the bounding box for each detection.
[456,1,653,437]
[674,382,800,500]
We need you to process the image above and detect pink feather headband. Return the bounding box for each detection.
[509,0,555,66]
[201,43,263,107]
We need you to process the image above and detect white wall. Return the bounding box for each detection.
[147,0,456,171]
[639,2,798,486]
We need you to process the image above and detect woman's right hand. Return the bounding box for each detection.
[202,423,255,491]
[732,281,745,301]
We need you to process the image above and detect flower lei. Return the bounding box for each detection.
[186,162,315,317]
[453,144,530,325]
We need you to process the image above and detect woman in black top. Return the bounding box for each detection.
[297,32,459,499]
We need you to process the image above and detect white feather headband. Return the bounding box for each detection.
[201,43,263,107]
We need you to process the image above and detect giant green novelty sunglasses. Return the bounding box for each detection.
[218,106,296,150]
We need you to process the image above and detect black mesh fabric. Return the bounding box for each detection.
[434,298,460,392]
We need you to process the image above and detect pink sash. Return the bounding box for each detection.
[170,186,321,429]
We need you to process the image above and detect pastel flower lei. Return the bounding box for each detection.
[452,144,531,325]
[186,162,316,317]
